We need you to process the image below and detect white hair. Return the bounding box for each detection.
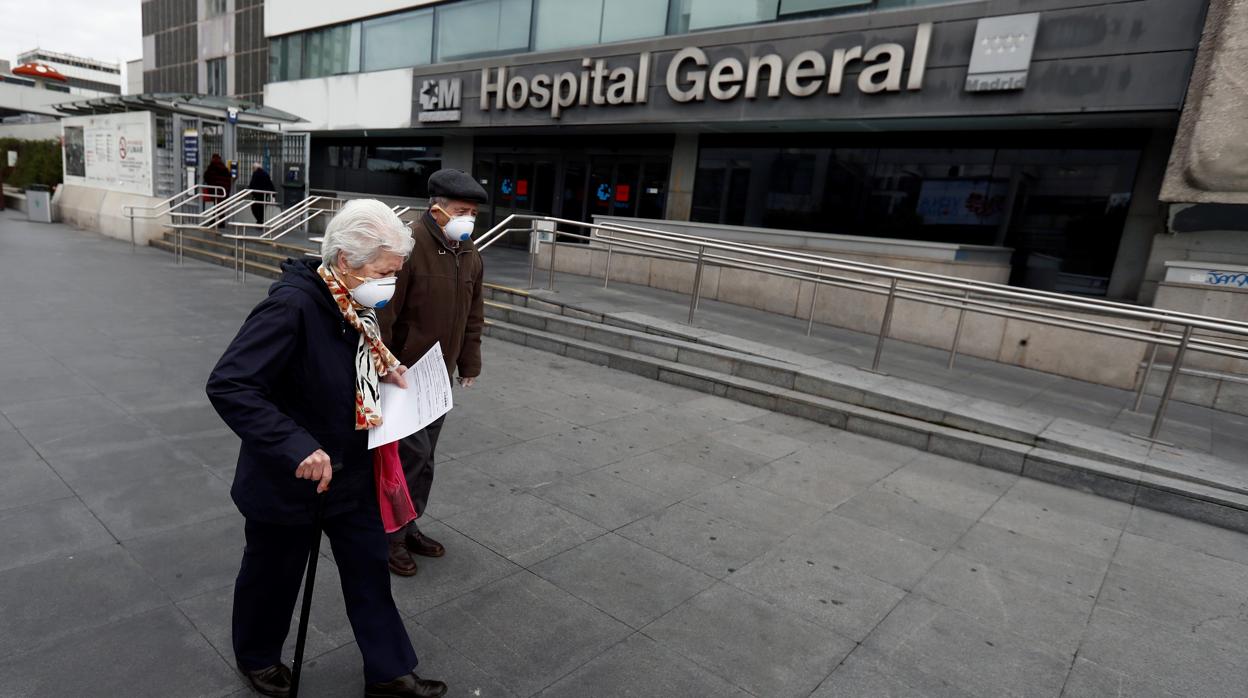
[321,199,414,269]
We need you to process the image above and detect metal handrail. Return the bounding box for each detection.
[475,214,1248,442]
[120,183,225,249]
[164,189,278,265]
[221,196,346,284]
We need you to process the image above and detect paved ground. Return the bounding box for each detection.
[2,212,1248,697]
[485,249,1248,461]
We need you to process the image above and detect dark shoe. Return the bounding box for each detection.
[388,540,419,577]
[365,673,448,697]
[405,528,445,558]
[237,663,292,697]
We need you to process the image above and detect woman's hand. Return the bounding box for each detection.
[382,364,408,389]
[295,448,334,493]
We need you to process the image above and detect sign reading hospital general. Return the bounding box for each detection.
[61,111,156,197]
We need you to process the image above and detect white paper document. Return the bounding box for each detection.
[368,343,454,449]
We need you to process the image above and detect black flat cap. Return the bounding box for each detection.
[428,169,488,203]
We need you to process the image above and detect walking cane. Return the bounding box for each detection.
[290,464,341,698]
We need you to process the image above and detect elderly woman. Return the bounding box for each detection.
[207,199,446,698]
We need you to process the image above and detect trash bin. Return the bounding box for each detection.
[26,184,51,223]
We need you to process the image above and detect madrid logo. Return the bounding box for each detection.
[418,78,462,123]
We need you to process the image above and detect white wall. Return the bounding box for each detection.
[265,0,438,37]
[265,69,414,131]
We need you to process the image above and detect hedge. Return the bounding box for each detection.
[0,138,63,190]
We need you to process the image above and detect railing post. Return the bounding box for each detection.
[805,266,821,337]
[603,244,613,289]
[527,227,538,290]
[547,231,558,291]
[871,278,900,372]
[129,215,136,252]
[240,240,247,286]
[1132,321,1162,412]
[1149,323,1193,440]
[947,289,970,371]
[688,245,707,325]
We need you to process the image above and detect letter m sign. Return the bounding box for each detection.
[418,78,462,123]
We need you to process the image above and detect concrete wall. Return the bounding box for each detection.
[1139,226,1248,304]
[54,184,171,246]
[1149,280,1248,414]
[533,242,1149,390]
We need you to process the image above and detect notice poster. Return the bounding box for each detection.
[916,179,1009,226]
[61,112,155,196]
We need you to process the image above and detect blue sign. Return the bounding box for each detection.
[596,183,612,201]
[182,134,198,166]
[500,178,514,195]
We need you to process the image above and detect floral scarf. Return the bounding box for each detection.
[316,263,399,430]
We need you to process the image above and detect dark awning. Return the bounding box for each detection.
[53,93,303,124]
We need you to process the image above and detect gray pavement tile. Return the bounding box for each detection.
[1060,657,1184,698]
[1112,532,1248,591]
[0,496,116,573]
[0,545,168,657]
[862,595,1070,698]
[0,606,240,698]
[727,546,906,642]
[0,371,99,409]
[812,647,973,698]
[416,571,632,697]
[80,468,236,541]
[781,513,945,590]
[645,435,771,478]
[665,395,769,426]
[740,445,891,508]
[835,489,978,550]
[538,632,748,698]
[1125,506,1248,567]
[806,427,927,465]
[124,514,245,601]
[710,422,808,461]
[436,417,524,461]
[1078,606,1248,698]
[1,393,144,445]
[402,620,519,698]
[167,428,241,473]
[954,522,1110,598]
[1000,477,1133,530]
[474,405,574,441]
[455,439,597,489]
[979,495,1122,560]
[531,393,647,426]
[604,450,729,499]
[524,426,654,468]
[42,437,206,492]
[1099,562,1248,650]
[882,453,1016,516]
[389,520,521,617]
[739,411,829,441]
[129,402,228,438]
[587,412,692,452]
[0,354,68,382]
[616,502,782,579]
[419,463,521,521]
[531,534,715,629]
[441,492,606,567]
[914,552,1094,658]
[684,480,826,537]
[531,469,680,530]
[0,453,71,513]
[642,582,854,697]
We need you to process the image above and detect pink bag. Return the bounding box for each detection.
[374,441,417,533]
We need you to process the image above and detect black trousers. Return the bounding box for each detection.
[232,497,418,684]
[396,415,445,528]
[251,202,265,223]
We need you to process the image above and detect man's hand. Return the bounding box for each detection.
[295,448,334,493]
[382,364,408,389]
[458,376,476,388]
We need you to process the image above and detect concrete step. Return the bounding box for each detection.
[162,232,291,267]
[481,289,1248,533]
[150,238,283,279]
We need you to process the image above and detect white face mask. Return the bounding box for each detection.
[344,274,397,309]
[443,215,475,242]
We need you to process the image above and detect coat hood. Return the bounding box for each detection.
[272,257,338,314]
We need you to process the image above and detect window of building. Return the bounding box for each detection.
[435,0,533,62]
[779,0,871,14]
[302,23,361,79]
[533,0,667,50]
[312,139,443,197]
[206,57,227,95]
[362,9,433,71]
[601,0,668,43]
[668,0,779,33]
[206,0,228,17]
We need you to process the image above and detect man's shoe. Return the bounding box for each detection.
[388,540,419,577]
[405,528,445,558]
[365,673,448,697]
[237,663,292,697]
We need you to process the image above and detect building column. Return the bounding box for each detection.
[664,133,698,221]
[1107,128,1175,302]
[441,136,474,173]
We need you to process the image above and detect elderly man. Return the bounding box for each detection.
[207,199,447,698]
[378,169,487,576]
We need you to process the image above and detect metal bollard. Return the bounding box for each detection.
[1149,324,1193,440]
[871,278,900,372]
[687,245,707,325]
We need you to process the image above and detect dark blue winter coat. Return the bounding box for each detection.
[207,258,373,525]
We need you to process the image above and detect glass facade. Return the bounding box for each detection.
[268,0,972,82]
[691,133,1144,293]
[311,138,443,197]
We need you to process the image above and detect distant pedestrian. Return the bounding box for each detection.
[247,162,276,223]
[203,153,232,206]
[377,169,487,576]
[207,199,447,698]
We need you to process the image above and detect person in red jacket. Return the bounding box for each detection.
[203,153,233,206]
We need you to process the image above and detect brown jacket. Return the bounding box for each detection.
[378,214,485,379]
